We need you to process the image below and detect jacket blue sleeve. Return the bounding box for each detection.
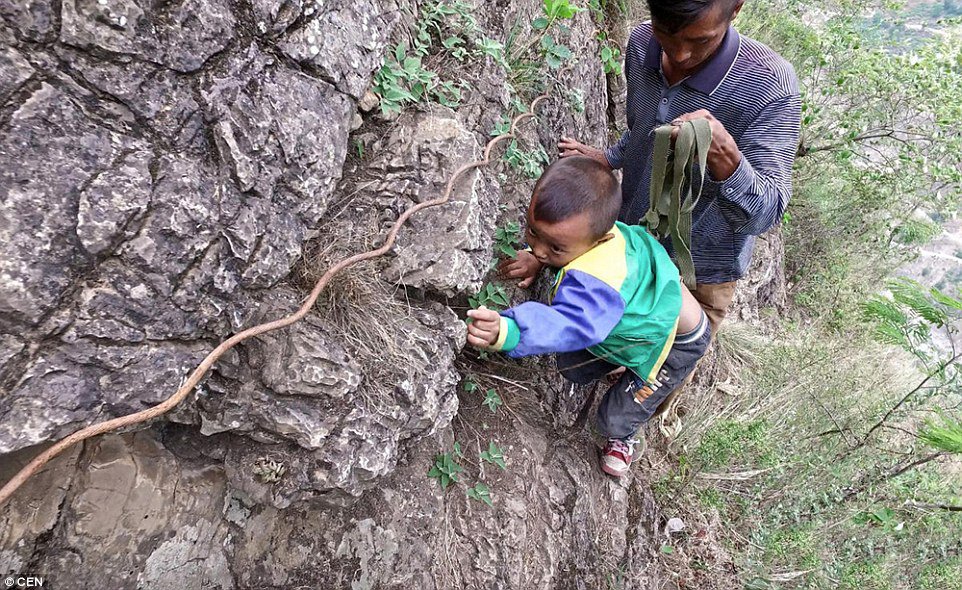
[491,269,625,357]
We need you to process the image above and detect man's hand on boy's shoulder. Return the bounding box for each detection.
[466,306,501,349]
[558,137,612,170]
[497,250,542,289]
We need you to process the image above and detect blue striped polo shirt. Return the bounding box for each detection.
[606,22,801,284]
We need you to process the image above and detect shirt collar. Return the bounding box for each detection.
[644,25,741,95]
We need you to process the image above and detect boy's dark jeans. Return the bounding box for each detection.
[556,313,711,440]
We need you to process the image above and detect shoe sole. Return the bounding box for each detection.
[601,459,630,478]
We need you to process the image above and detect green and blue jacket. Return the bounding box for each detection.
[492,221,681,382]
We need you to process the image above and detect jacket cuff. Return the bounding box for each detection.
[491,317,520,352]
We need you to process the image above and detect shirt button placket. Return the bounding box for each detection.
[657,91,671,123]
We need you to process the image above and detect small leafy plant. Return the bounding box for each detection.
[428,450,465,489]
[442,35,470,60]
[533,0,584,30]
[425,434,507,509]
[491,114,513,136]
[482,388,503,413]
[476,37,508,67]
[469,282,510,310]
[479,441,507,469]
[540,34,574,69]
[373,44,453,115]
[462,375,480,393]
[507,0,580,90]
[371,0,491,115]
[466,482,494,506]
[504,139,550,179]
[494,221,522,258]
[600,42,623,75]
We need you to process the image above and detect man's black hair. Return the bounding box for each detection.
[648,0,741,34]
[531,156,621,240]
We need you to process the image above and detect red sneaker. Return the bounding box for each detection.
[601,438,638,477]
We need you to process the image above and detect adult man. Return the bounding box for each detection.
[504,0,801,335]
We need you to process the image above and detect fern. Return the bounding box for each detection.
[889,279,947,326]
[873,323,910,348]
[919,418,962,454]
[930,287,962,312]
[861,297,907,327]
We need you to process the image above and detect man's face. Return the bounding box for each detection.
[651,3,739,79]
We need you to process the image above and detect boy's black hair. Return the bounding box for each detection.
[531,156,621,240]
[648,0,741,34]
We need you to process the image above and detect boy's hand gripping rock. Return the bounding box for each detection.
[497,250,542,288]
[466,306,502,349]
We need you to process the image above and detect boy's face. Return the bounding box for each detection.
[525,200,612,268]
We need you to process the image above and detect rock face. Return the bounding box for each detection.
[1,0,785,588]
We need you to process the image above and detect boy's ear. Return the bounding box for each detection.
[594,232,615,246]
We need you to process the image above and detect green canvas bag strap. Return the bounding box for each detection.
[686,118,712,214]
[645,125,674,234]
[671,123,696,289]
[643,118,713,289]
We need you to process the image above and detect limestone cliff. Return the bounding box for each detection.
[0,1,784,587]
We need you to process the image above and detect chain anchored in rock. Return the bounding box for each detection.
[0,95,551,508]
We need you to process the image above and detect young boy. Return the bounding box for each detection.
[466,156,711,477]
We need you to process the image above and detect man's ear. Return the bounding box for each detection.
[731,0,746,21]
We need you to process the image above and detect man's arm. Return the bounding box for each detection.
[604,130,631,170]
[686,95,802,236]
